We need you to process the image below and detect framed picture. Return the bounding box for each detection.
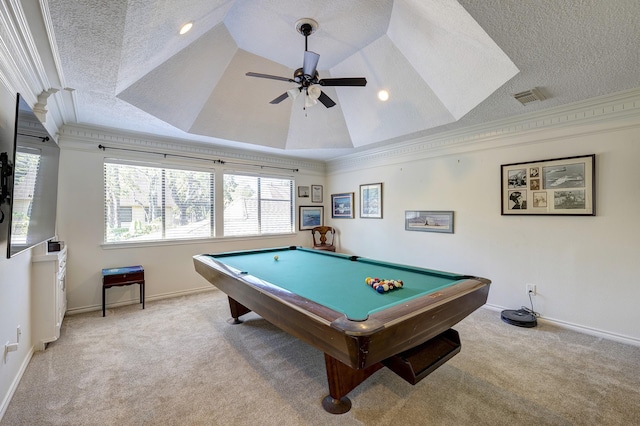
[405,210,454,233]
[331,192,354,218]
[311,184,323,203]
[297,185,310,198]
[360,182,383,218]
[299,206,323,230]
[501,154,595,215]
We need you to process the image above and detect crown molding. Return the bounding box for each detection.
[0,0,35,98]
[0,0,52,103]
[58,124,327,175]
[38,0,77,124]
[327,87,640,173]
[0,0,65,131]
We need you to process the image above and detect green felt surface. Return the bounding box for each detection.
[208,247,466,321]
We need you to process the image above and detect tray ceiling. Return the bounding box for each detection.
[45,0,640,160]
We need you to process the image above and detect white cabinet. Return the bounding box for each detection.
[32,245,67,350]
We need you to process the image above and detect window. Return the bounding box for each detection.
[104,162,214,243]
[223,173,294,236]
[10,149,41,244]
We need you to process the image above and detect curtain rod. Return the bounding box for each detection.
[97,144,298,172]
[18,133,49,142]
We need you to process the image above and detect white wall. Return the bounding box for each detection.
[56,138,326,312]
[0,39,38,423]
[324,113,640,343]
[0,82,35,412]
[0,15,53,417]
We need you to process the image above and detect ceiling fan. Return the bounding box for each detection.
[246,18,367,109]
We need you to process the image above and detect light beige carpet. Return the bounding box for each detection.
[2,290,639,425]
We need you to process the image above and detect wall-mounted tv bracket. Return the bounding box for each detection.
[0,151,13,223]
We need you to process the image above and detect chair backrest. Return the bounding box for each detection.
[311,226,336,251]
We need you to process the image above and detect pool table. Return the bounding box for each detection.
[193,246,490,414]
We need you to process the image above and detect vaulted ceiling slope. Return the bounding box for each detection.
[47,0,640,160]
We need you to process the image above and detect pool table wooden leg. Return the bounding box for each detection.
[227,296,251,324]
[322,353,384,414]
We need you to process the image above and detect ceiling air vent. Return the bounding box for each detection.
[513,87,546,105]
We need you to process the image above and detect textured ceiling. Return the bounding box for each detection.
[46,0,640,160]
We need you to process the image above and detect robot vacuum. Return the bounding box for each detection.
[501,308,537,328]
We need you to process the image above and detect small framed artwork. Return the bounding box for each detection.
[360,182,383,218]
[331,192,354,218]
[298,185,310,198]
[311,184,323,203]
[501,154,595,215]
[299,206,323,230]
[405,211,454,233]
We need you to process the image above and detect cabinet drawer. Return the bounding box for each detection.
[103,271,144,285]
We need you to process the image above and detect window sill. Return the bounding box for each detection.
[101,233,298,250]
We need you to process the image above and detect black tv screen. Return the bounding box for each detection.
[6,93,60,257]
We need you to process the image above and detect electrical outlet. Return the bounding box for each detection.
[526,284,536,295]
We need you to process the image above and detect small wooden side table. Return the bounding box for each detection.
[102,265,145,317]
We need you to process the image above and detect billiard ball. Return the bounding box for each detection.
[274,255,279,261]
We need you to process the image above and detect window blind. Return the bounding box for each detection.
[223,173,294,236]
[10,149,41,244]
[104,162,214,243]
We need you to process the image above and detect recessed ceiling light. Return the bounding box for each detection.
[378,90,389,101]
[179,22,193,35]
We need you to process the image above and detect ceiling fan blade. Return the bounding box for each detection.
[302,51,320,76]
[246,72,294,83]
[319,77,367,87]
[269,92,290,104]
[317,91,336,108]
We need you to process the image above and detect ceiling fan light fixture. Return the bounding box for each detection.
[308,84,321,100]
[304,96,317,109]
[287,88,301,100]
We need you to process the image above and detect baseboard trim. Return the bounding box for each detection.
[66,295,640,346]
[65,286,216,315]
[483,304,640,347]
[0,347,34,421]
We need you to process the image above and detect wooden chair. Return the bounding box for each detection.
[311,226,336,252]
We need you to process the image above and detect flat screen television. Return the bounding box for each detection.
[5,93,60,257]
